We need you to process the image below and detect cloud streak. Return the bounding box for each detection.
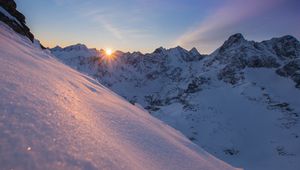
[176,0,286,54]
[92,16,123,40]
[79,6,152,41]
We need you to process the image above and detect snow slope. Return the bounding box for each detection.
[51,34,300,170]
[0,22,239,170]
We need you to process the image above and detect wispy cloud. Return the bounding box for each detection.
[79,5,152,41]
[100,19,123,39]
[86,12,123,40]
[52,0,84,6]
[176,0,285,53]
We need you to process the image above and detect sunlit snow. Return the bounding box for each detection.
[0,22,239,170]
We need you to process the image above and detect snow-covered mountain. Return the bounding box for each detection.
[51,33,300,170]
[0,2,239,170]
[52,44,101,59]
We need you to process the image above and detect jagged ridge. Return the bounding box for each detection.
[51,33,300,170]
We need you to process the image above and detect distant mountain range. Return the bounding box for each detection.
[1,0,299,169]
[51,32,300,170]
[0,1,238,169]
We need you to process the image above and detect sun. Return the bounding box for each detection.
[105,48,113,56]
[101,48,116,62]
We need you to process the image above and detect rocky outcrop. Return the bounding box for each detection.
[277,59,300,88]
[0,0,34,42]
[219,33,246,53]
[214,34,300,85]
[268,35,300,60]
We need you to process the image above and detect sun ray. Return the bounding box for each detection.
[105,48,113,56]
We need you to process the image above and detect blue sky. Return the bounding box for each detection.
[16,0,300,54]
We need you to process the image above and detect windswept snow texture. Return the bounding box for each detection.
[52,34,300,170]
[0,22,238,170]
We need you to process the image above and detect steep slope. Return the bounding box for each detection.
[51,34,300,170]
[0,22,240,170]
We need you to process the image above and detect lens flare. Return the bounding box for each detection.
[105,48,113,56]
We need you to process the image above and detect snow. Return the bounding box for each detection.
[51,44,100,59]
[50,32,300,170]
[0,22,239,170]
[150,68,300,170]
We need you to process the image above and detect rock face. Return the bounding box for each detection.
[212,34,300,86]
[0,0,34,42]
[51,34,300,170]
[277,59,300,88]
[270,35,300,60]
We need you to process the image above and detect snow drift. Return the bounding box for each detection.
[0,22,239,170]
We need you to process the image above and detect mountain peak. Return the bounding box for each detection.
[225,33,246,45]
[274,35,299,44]
[219,33,247,52]
[229,33,244,40]
[50,43,100,59]
[174,45,185,50]
[168,46,188,53]
[267,35,300,60]
[63,43,88,51]
[153,47,166,53]
[51,45,62,51]
[189,47,200,55]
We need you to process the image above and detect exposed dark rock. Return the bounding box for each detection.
[144,94,162,111]
[166,67,183,82]
[185,76,210,93]
[188,137,196,141]
[276,59,300,88]
[218,65,244,85]
[185,47,203,61]
[153,47,165,54]
[219,33,245,53]
[271,35,300,60]
[0,0,34,42]
[223,148,240,156]
[213,34,300,85]
[276,146,295,156]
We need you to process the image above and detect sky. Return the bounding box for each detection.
[15,0,300,54]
